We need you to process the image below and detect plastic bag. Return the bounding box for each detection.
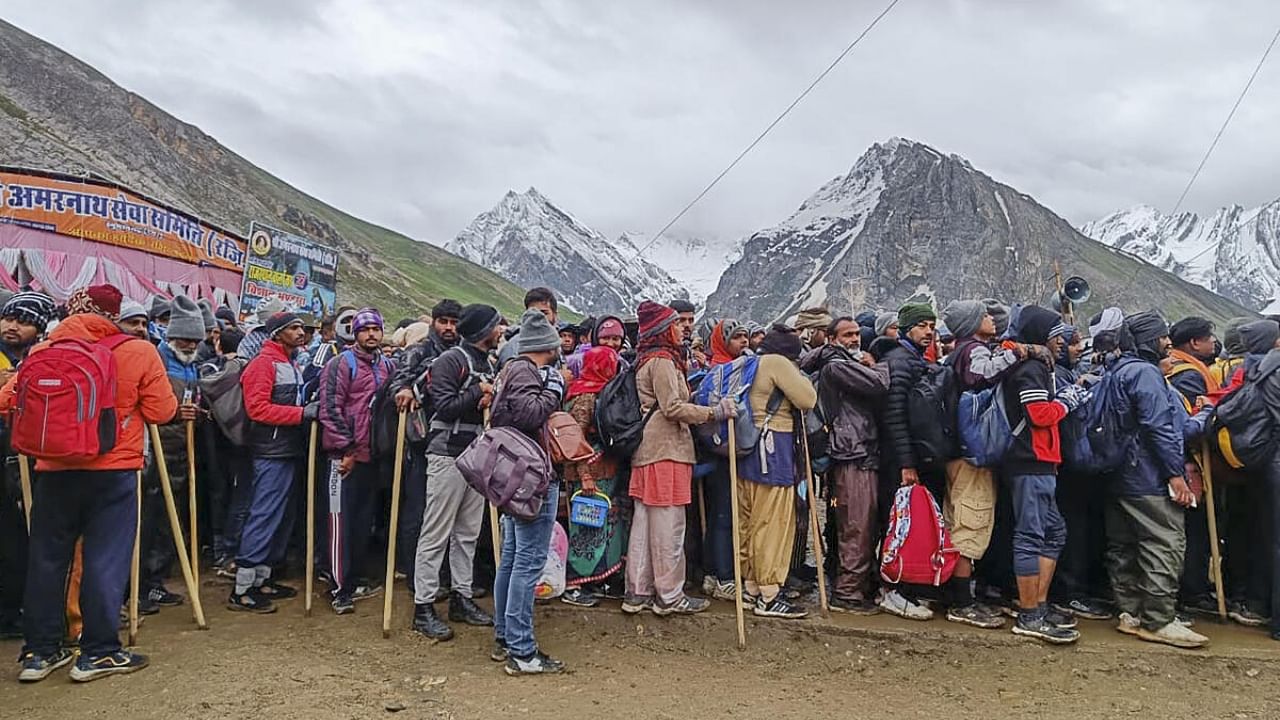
[534,522,569,600]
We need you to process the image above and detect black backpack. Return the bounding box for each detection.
[595,362,658,458]
[1211,363,1280,470]
[907,362,959,469]
[369,346,473,459]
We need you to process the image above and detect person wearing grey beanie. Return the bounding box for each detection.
[198,299,217,334]
[874,311,898,338]
[943,300,989,341]
[116,299,150,339]
[166,295,206,342]
[516,308,561,354]
[981,298,1010,338]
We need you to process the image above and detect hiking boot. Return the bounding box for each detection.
[1228,602,1268,627]
[331,594,355,615]
[561,587,600,608]
[1137,621,1209,649]
[878,590,933,621]
[505,650,565,676]
[255,581,297,600]
[1045,607,1078,630]
[69,650,149,682]
[490,640,509,662]
[829,596,880,616]
[1012,613,1080,645]
[711,580,739,602]
[1116,612,1141,636]
[17,648,76,683]
[1053,598,1112,621]
[621,594,652,614]
[147,586,184,607]
[449,592,493,626]
[412,603,454,641]
[755,594,808,619]
[946,604,1005,629]
[652,595,710,616]
[227,590,276,614]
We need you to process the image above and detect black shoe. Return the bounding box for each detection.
[490,640,509,662]
[1045,607,1078,630]
[147,586,184,607]
[351,584,384,602]
[560,587,600,608]
[1181,595,1219,618]
[472,586,489,600]
[138,595,160,616]
[829,596,880,616]
[255,581,297,600]
[412,603,455,640]
[332,594,355,615]
[754,594,807,619]
[227,590,276,614]
[1053,598,1112,621]
[448,593,493,626]
[505,650,565,676]
[1012,613,1079,644]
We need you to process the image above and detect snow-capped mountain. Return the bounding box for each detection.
[446,188,688,316]
[704,138,1248,325]
[620,231,740,305]
[1081,202,1280,313]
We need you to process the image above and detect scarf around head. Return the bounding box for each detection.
[638,321,687,375]
[710,318,742,366]
[567,345,619,401]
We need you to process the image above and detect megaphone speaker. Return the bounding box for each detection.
[1063,276,1091,303]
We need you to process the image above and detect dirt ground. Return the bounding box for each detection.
[3,577,1279,720]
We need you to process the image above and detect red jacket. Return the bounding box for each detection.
[240,339,306,458]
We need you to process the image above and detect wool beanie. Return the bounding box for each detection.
[896,303,936,332]
[855,310,878,329]
[67,284,123,320]
[981,298,1010,337]
[942,299,988,339]
[1222,316,1252,357]
[352,307,384,335]
[256,297,287,326]
[874,311,897,336]
[197,299,217,332]
[1,291,56,330]
[117,300,146,325]
[794,306,832,332]
[516,308,561,353]
[638,300,678,340]
[596,317,625,339]
[1125,310,1169,347]
[1239,319,1280,355]
[166,295,206,341]
[266,312,303,338]
[215,307,237,326]
[1016,304,1061,345]
[759,324,803,361]
[1169,316,1214,347]
[457,303,500,343]
[1088,307,1125,339]
[149,295,171,320]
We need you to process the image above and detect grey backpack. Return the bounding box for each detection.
[456,426,553,521]
[199,357,249,446]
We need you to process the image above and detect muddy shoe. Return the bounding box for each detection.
[946,604,1005,629]
[1137,622,1208,649]
[505,650,565,676]
[490,640,509,662]
[878,590,932,621]
[561,587,600,608]
[1228,602,1268,627]
[148,586,184,607]
[710,580,739,602]
[256,581,297,600]
[70,650,149,683]
[1045,607,1078,630]
[412,603,454,641]
[620,594,652,614]
[449,593,493,626]
[1054,598,1112,621]
[18,648,76,683]
[1012,613,1079,644]
[754,595,807,620]
[1116,612,1140,636]
[829,596,880,616]
[351,584,383,602]
[228,590,276,614]
[653,595,710,616]
[331,594,355,615]
[1180,595,1219,618]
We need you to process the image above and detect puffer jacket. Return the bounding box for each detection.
[317,346,395,463]
[490,355,564,441]
[808,345,890,467]
[1254,349,1280,447]
[155,341,201,464]
[874,338,928,473]
[1108,355,1186,496]
[241,339,306,458]
[0,314,177,472]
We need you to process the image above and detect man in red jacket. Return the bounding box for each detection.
[230,312,317,613]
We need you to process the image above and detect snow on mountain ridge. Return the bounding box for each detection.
[622,230,741,305]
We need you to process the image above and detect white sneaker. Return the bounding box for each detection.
[878,590,933,621]
[1116,612,1140,636]
[712,580,739,602]
[1136,621,1208,649]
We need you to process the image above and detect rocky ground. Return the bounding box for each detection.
[3,578,1279,720]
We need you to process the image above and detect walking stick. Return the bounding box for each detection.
[484,408,501,567]
[17,454,32,532]
[1200,441,1227,620]
[382,410,409,639]
[186,420,199,583]
[147,424,208,629]
[305,422,318,617]
[129,470,142,646]
[726,430,747,650]
[800,431,829,616]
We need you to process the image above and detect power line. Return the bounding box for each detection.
[629,0,902,260]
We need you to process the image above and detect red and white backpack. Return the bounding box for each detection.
[879,483,959,586]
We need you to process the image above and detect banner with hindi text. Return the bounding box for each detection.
[239,221,339,317]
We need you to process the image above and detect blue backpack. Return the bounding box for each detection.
[1061,360,1137,475]
[957,384,1025,468]
[694,356,783,458]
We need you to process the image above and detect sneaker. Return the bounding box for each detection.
[351,584,383,602]
[138,595,160,616]
[878,590,933,621]
[411,603,454,641]
[227,590,276,614]
[711,580,739,602]
[701,575,719,597]
[652,595,710,616]
[829,596,880,616]
[1136,621,1209,649]
[147,586,184,607]
[1045,607,1078,630]
[117,607,147,631]
[448,593,494,626]
[1012,613,1080,645]
[946,604,1005,629]
[740,591,760,610]
[561,587,600,608]
[1116,612,1141,636]
[1228,602,1268,627]
[505,650,566,676]
[1181,595,1219,618]
[255,581,297,600]
[17,648,76,683]
[69,650,149,682]
[1175,612,1196,628]
[621,594,652,615]
[490,640,509,662]
[1053,598,1112,621]
[331,594,355,615]
[755,594,808,619]
[316,570,334,588]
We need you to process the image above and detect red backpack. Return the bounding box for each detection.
[880,484,959,586]
[11,334,137,462]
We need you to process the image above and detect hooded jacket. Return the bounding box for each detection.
[317,345,395,463]
[241,339,306,458]
[0,314,178,471]
[1108,354,1187,496]
[806,344,890,467]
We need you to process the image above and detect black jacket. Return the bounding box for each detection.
[1000,359,1062,477]
[875,339,927,473]
[426,342,494,457]
[389,329,455,396]
[806,345,890,467]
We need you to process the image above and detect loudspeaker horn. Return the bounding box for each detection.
[1063,276,1091,304]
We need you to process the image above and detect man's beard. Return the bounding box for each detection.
[167,341,198,365]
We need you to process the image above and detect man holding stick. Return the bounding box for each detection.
[1,285,177,682]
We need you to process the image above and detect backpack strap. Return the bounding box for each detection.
[99,333,143,352]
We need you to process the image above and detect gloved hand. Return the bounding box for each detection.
[712,397,737,422]
[1056,383,1091,413]
[302,401,320,423]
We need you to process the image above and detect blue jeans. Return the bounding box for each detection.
[493,484,558,659]
[702,461,734,581]
[1009,473,1067,577]
[236,457,297,569]
[24,470,135,657]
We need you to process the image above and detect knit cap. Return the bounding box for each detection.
[896,303,936,332]
[516,308,561,353]
[166,295,207,341]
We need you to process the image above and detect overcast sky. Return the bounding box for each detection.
[7,1,1280,251]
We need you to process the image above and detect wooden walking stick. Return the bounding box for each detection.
[382,410,409,639]
[800,431,829,616]
[186,420,199,582]
[129,470,142,646]
[148,424,208,629]
[726,430,747,650]
[17,454,32,532]
[1200,440,1228,620]
[484,408,501,567]
[305,422,318,617]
